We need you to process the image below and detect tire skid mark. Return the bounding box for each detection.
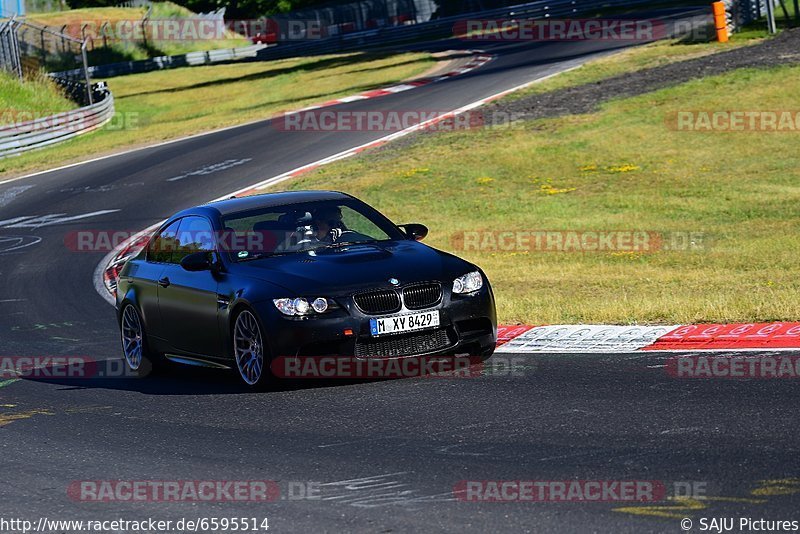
[614,488,774,519]
[0,185,35,208]
[0,408,53,427]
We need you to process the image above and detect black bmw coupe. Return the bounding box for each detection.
[116,191,496,387]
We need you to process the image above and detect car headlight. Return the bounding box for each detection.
[273,297,335,316]
[452,271,483,294]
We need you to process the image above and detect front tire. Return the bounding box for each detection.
[120,303,161,377]
[232,308,269,388]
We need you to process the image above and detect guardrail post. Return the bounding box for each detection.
[81,23,94,51]
[142,5,151,49]
[81,39,93,105]
[39,27,46,61]
[766,0,777,33]
[9,17,22,80]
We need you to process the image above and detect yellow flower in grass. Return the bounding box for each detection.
[579,164,598,172]
[400,167,431,178]
[605,164,640,173]
[611,251,643,260]
[538,184,576,195]
[476,176,495,185]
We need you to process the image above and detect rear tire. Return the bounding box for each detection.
[120,303,162,377]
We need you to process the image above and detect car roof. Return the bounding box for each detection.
[172,190,353,219]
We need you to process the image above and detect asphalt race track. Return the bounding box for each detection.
[2,8,797,532]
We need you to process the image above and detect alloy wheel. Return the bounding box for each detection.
[234,310,264,386]
[121,305,144,371]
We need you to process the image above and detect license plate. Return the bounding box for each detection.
[370,310,440,336]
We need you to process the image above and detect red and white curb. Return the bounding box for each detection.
[94,222,162,304]
[293,52,493,112]
[495,323,800,353]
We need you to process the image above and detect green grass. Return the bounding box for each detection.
[265,62,800,325]
[0,51,434,176]
[142,1,250,56]
[0,70,75,123]
[27,6,146,27]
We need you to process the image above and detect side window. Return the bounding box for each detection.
[148,219,181,263]
[174,216,215,264]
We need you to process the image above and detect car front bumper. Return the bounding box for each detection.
[253,283,497,362]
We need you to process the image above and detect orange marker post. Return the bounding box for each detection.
[712,1,729,42]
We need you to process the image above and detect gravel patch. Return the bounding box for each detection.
[492,28,800,120]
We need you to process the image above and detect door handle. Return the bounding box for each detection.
[158,277,171,288]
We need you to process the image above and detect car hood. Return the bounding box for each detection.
[231,240,472,295]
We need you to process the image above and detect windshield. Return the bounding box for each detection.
[221,198,405,261]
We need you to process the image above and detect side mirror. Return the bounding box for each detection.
[180,251,212,272]
[400,223,428,242]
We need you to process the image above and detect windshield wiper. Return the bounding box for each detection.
[237,251,294,261]
[237,252,269,261]
[325,239,375,249]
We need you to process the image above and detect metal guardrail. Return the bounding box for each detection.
[0,85,114,158]
[0,16,22,79]
[53,43,266,79]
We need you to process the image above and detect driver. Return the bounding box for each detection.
[312,205,346,242]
